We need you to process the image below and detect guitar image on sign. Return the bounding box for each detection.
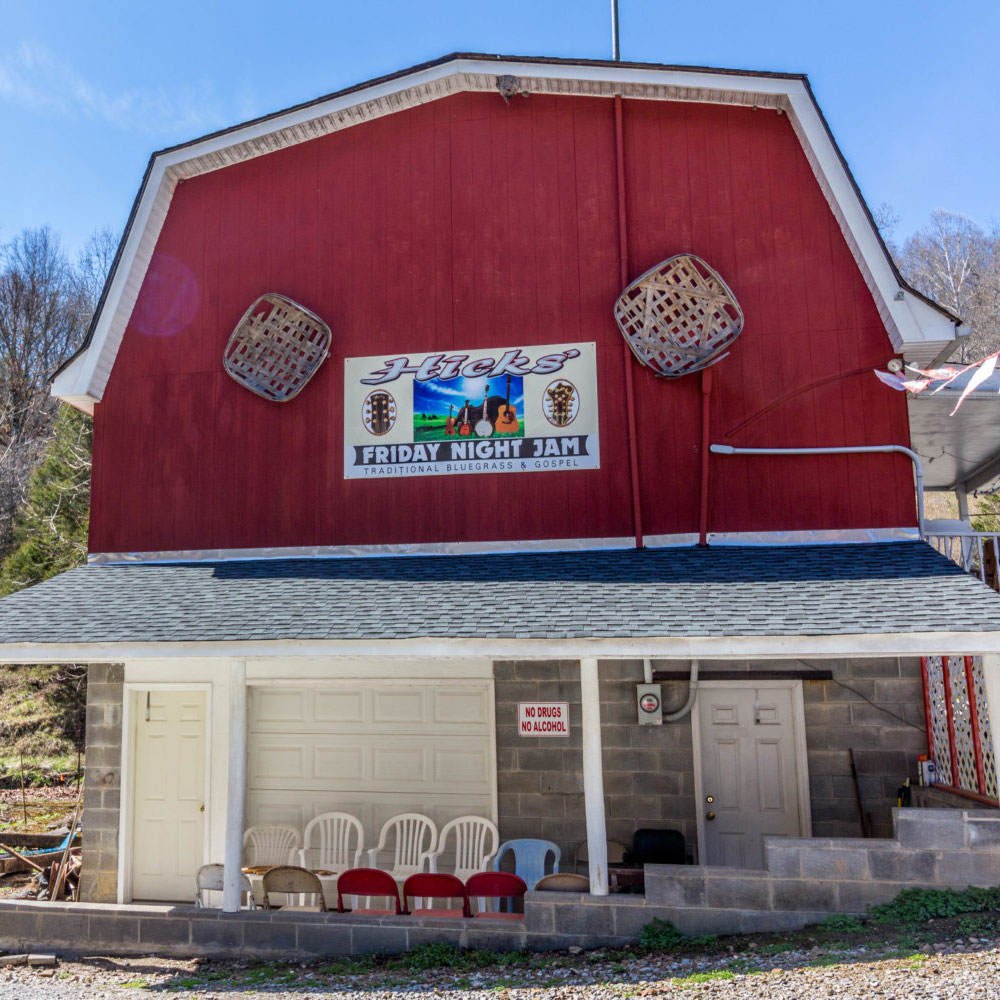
[494,374,519,434]
[444,403,456,436]
[474,384,494,437]
[458,400,472,437]
[363,390,396,435]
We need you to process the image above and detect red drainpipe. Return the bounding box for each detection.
[614,94,644,550]
[698,368,713,546]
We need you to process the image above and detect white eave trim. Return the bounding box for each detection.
[53,56,957,410]
[0,631,997,663]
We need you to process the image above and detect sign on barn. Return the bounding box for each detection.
[343,342,599,478]
[518,702,570,737]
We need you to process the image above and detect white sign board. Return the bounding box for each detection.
[518,702,570,737]
[343,342,599,479]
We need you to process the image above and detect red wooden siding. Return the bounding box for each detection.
[89,92,914,554]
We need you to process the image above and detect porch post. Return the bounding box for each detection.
[222,659,248,912]
[980,653,1000,796]
[580,656,609,895]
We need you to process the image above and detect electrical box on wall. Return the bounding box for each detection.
[636,684,662,725]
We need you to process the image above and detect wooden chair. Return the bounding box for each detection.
[337,867,402,915]
[243,824,301,867]
[194,863,255,909]
[299,812,364,871]
[465,871,527,919]
[261,865,326,911]
[367,813,437,881]
[403,872,469,917]
[425,815,499,882]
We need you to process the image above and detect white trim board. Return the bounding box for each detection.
[85,527,919,565]
[7,631,1000,664]
[53,56,957,410]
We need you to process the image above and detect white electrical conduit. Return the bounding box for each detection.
[709,444,925,540]
[645,658,700,722]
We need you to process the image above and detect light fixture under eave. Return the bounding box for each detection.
[223,293,332,402]
[613,254,744,378]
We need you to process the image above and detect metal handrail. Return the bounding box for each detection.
[926,531,1000,589]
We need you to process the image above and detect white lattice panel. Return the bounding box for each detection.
[972,656,998,800]
[925,656,953,783]
[949,657,978,793]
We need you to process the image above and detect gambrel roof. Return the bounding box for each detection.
[53,53,962,414]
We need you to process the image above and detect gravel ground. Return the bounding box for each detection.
[0,934,999,999]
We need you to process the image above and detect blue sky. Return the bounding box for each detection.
[2,0,997,257]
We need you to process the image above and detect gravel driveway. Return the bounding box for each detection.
[0,934,998,1000]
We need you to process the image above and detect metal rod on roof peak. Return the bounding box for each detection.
[611,0,621,61]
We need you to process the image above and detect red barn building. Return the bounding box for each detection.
[2,55,1000,954]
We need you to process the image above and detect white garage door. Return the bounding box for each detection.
[246,681,496,847]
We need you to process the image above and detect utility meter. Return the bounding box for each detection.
[636,684,663,725]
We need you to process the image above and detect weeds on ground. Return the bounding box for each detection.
[868,887,1000,926]
[820,913,864,933]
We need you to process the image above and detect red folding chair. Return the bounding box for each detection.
[403,872,470,917]
[336,868,401,915]
[465,871,527,919]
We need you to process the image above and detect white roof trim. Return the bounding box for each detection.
[0,631,995,664]
[52,55,958,408]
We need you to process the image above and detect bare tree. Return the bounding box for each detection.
[895,210,1000,362]
[75,227,118,312]
[0,227,92,551]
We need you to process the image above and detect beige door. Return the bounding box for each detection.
[132,690,206,900]
[694,682,807,868]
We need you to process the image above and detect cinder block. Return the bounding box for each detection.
[770,878,837,912]
[644,871,705,907]
[350,924,408,955]
[705,876,771,911]
[464,926,528,952]
[835,880,903,912]
[498,771,541,794]
[896,813,966,849]
[294,922,353,957]
[550,901,614,937]
[868,848,937,883]
[799,847,869,881]
[242,920,297,952]
[87,914,141,947]
[516,662,563,681]
[805,703,852,728]
[138,917,192,947]
[540,771,582,795]
[0,909,40,945]
[844,658,901,679]
[189,917,245,953]
[967,818,1000,850]
[764,846,801,878]
[523,901,554,933]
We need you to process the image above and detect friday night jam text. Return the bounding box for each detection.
[359,348,581,385]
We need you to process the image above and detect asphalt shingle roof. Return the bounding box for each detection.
[0,543,997,645]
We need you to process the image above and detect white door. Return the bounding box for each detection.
[694,682,808,868]
[132,690,206,900]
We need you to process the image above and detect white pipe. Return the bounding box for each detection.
[710,444,925,539]
[580,657,608,896]
[643,657,653,684]
[664,659,700,722]
[222,659,248,912]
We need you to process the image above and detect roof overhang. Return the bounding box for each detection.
[908,372,1000,492]
[53,53,960,413]
[1,543,998,664]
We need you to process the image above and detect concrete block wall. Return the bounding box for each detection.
[494,657,926,865]
[80,663,124,903]
[493,660,696,867]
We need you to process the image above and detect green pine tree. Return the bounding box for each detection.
[0,405,91,597]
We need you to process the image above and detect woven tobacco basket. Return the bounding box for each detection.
[223,293,331,402]
[614,254,743,378]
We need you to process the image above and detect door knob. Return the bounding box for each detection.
[706,811,716,821]
[200,804,205,813]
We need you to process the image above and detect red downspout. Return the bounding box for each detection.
[698,368,713,546]
[921,656,935,762]
[941,656,960,787]
[614,94,644,549]
[964,655,988,796]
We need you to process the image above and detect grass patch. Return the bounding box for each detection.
[119,979,150,989]
[677,969,735,986]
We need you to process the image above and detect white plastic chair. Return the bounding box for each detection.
[194,863,256,909]
[243,824,301,867]
[367,813,437,881]
[425,815,499,881]
[298,812,365,871]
